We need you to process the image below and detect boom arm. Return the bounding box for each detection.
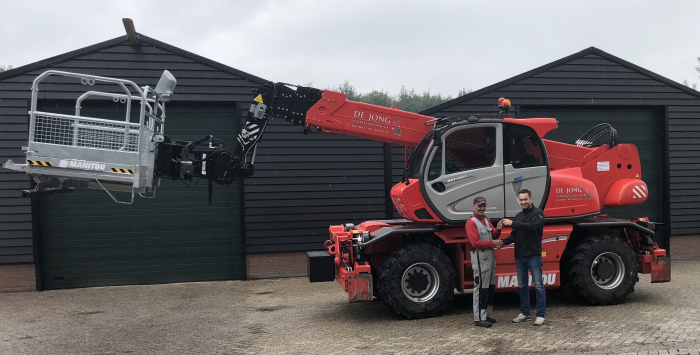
[248,83,433,146]
[194,83,435,181]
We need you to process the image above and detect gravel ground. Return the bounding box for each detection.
[1,259,699,355]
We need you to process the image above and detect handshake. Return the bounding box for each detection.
[492,239,505,249]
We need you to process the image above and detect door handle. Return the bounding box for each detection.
[431,182,446,192]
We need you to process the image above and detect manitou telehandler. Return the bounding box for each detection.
[4,70,670,319]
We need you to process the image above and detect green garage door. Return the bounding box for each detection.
[37,101,244,289]
[520,106,664,241]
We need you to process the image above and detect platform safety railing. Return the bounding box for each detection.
[4,70,176,204]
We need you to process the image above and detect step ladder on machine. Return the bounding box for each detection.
[3,70,177,204]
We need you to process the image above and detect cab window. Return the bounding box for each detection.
[427,146,442,181]
[443,127,497,175]
[504,123,546,168]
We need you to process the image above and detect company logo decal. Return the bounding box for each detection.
[554,186,591,202]
[351,110,402,136]
[496,273,558,288]
[446,174,475,185]
[512,180,523,197]
[59,159,106,171]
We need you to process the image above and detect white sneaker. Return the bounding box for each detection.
[533,317,545,326]
[512,313,531,323]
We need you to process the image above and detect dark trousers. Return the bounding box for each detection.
[515,255,546,318]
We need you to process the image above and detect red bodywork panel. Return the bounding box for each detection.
[545,168,601,217]
[544,140,646,216]
[605,179,649,208]
[390,179,441,222]
[436,224,572,292]
[504,117,558,137]
[305,91,432,148]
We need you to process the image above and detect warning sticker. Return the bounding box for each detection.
[253,94,264,104]
[597,161,610,171]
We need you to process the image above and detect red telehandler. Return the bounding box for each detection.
[4,72,670,319]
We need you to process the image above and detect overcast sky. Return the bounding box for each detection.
[2,0,699,96]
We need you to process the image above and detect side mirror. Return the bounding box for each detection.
[155,70,177,101]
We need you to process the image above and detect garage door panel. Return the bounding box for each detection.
[38,101,244,289]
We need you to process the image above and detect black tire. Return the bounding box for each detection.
[377,243,456,319]
[566,234,639,305]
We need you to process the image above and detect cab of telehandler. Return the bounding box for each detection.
[398,119,549,223]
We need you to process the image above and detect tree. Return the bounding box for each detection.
[396,87,451,113]
[0,65,13,73]
[683,80,697,90]
[458,88,473,96]
[683,57,699,90]
[360,89,395,108]
[334,80,360,101]
[331,80,462,113]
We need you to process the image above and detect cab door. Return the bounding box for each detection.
[502,123,549,217]
[422,123,505,222]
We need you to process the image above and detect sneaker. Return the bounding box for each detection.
[486,317,497,324]
[533,317,545,326]
[474,320,492,328]
[512,313,531,323]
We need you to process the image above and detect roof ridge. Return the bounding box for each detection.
[420,46,700,115]
[0,33,269,86]
[0,36,128,81]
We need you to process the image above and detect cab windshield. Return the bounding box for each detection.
[403,132,433,181]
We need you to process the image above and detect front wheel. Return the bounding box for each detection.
[377,243,456,319]
[566,234,639,305]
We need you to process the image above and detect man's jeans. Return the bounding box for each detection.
[515,255,546,318]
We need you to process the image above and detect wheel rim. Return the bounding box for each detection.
[590,252,625,289]
[401,263,440,302]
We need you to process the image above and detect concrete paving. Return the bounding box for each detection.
[1,259,699,355]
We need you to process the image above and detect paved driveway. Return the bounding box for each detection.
[1,259,699,355]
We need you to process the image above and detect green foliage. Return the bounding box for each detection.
[683,80,697,90]
[0,65,13,73]
[458,88,473,96]
[394,87,444,113]
[361,89,394,108]
[683,57,699,90]
[331,80,471,113]
[334,80,360,101]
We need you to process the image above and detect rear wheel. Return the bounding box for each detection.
[566,234,639,305]
[378,243,456,319]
